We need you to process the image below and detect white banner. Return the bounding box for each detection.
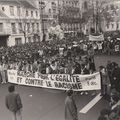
[89,34,104,41]
[7,70,101,91]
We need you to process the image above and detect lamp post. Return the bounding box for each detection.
[57,0,60,25]
[39,0,45,41]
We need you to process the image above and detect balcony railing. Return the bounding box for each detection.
[0,29,11,35]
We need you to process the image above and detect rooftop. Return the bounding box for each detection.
[0,0,37,9]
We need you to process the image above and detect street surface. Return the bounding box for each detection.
[0,55,120,120]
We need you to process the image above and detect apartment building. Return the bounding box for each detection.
[58,0,81,34]
[0,0,40,47]
[103,0,120,32]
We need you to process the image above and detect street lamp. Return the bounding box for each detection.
[39,0,46,41]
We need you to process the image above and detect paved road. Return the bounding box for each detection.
[0,55,120,120]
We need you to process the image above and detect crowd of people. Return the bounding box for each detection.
[98,92,120,120]
[97,61,120,120]
[0,36,119,82]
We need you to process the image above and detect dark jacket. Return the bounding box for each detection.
[5,92,22,112]
[74,63,81,74]
[65,96,78,120]
[112,67,120,81]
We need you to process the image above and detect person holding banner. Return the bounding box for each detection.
[65,89,78,120]
[5,85,23,120]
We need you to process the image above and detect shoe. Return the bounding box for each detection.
[100,94,103,96]
[91,92,96,96]
[80,92,84,95]
[1,81,6,84]
[85,92,88,95]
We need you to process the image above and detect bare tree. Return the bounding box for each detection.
[15,1,39,43]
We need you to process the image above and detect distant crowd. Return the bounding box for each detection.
[0,37,119,83]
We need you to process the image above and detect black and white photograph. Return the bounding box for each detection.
[0,0,120,120]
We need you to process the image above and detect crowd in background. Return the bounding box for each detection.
[97,61,120,120]
[0,36,119,83]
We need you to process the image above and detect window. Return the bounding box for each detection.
[49,9,51,14]
[106,24,109,29]
[27,23,30,33]
[17,6,21,16]
[32,23,35,32]
[0,23,3,32]
[39,1,45,5]
[111,23,114,28]
[36,11,38,17]
[28,37,31,43]
[10,6,14,16]
[110,4,114,10]
[26,10,28,16]
[116,6,119,10]
[31,11,33,17]
[11,23,16,34]
[84,1,88,10]
[117,23,119,29]
[2,7,5,11]
[63,1,65,5]
[106,5,109,11]
[18,23,22,33]
[15,38,22,45]
[51,2,55,5]
[53,8,56,14]
[37,23,39,32]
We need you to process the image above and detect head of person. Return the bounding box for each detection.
[114,63,119,68]
[109,109,118,120]
[8,85,15,93]
[98,109,110,120]
[107,60,111,64]
[99,66,104,72]
[81,64,85,69]
[100,109,110,116]
[67,89,74,97]
[111,95,119,104]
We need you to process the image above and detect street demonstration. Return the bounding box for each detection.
[7,70,100,91]
[1,0,120,120]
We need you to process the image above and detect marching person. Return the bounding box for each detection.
[112,63,120,92]
[109,95,120,120]
[99,66,109,97]
[5,85,23,120]
[97,109,110,120]
[80,64,90,95]
[65,89,78,120]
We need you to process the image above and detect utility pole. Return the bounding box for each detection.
[39,0,45,41]
[57,0,60,25]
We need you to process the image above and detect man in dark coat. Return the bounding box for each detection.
[65,89,78,120]
[5,85,23,120]
[112,63,120,92]
[73,62,81,74]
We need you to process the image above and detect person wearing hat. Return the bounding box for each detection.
[65,89,78,120]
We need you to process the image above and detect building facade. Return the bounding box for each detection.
[33,0,83,37]
[102,0,120,32]
[0,0,40,47]
[58,0,81,34]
